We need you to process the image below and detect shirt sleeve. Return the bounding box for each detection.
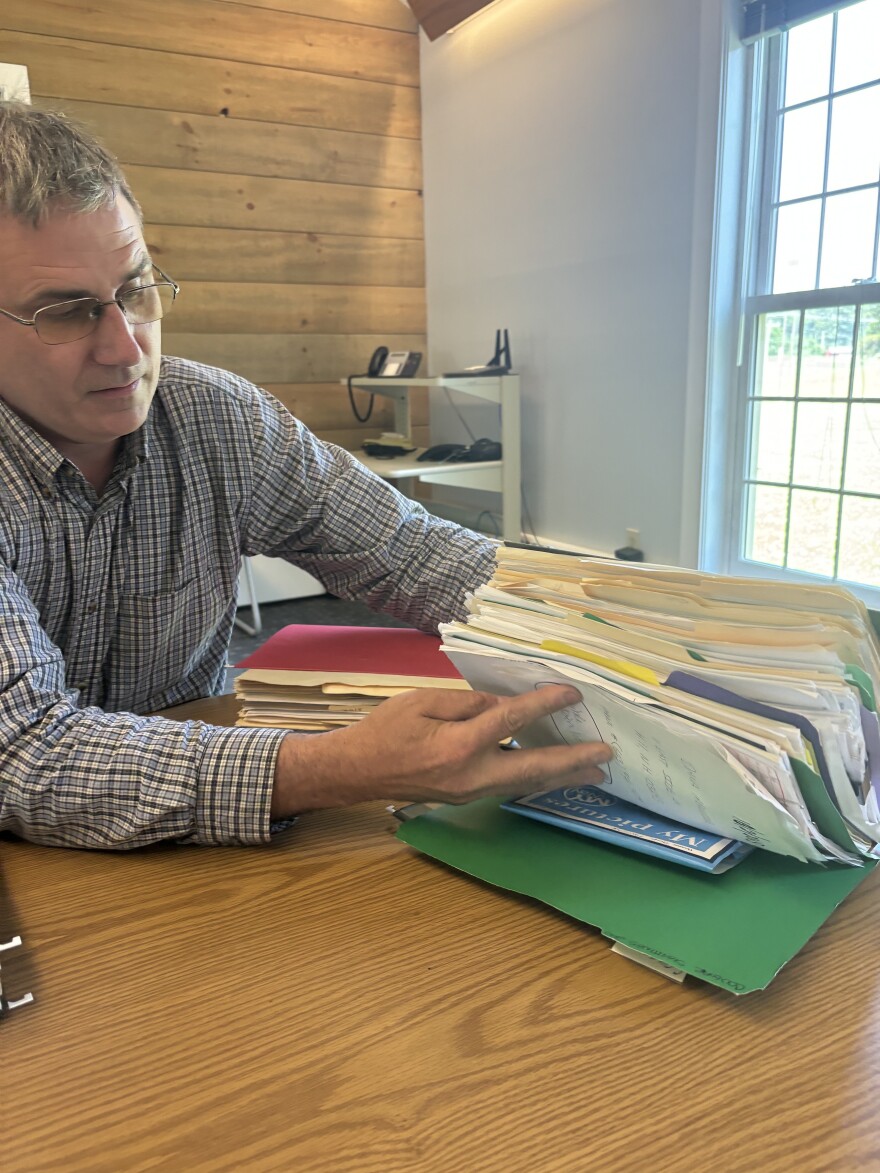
[0,560,283,849]
[234,383,498,632]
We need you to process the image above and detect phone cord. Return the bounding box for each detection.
[347,374,375,423]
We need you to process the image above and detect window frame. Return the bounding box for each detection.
[707,10,880,610]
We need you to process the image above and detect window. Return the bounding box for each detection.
[718,0,880,605]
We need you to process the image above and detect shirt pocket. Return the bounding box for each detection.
[108,572,227,712]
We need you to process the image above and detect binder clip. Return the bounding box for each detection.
[0,934,34,1016]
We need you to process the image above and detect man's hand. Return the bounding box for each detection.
[270,684,613,817]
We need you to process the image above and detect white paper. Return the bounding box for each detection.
[446,646,825,863]
[0,64,30,103]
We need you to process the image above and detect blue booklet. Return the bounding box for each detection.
[502,786,753,873]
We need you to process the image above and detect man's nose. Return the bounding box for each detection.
[89,302,143,366]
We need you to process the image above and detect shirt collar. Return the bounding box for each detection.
[0,397,66,486]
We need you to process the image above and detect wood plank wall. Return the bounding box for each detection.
[1,0,429,450]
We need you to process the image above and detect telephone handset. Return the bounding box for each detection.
[368,347,422,378]
[350,348,423,423]
[367,346,389,377]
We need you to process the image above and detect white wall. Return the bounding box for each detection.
[420,0,731,564]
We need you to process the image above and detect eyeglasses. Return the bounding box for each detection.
[0,265,180,345]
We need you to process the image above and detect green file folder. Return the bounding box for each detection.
[396,799,876,993]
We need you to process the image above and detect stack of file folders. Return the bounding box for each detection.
[389,549,880,991]
[437,548,880,870]
[234,624,469,731]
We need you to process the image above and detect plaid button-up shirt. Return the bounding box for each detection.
[0,356,495,849]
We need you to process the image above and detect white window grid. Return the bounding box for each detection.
[732,5,880,607]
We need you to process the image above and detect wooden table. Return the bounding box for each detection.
[2,695,879,1172]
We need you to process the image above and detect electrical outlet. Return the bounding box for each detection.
[615,528,644,562]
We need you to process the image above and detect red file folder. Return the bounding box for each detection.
[236,624,463,680]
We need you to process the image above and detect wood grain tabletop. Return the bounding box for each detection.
[1,696,879,1172]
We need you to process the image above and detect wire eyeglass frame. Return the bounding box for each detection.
[0,264,180,345]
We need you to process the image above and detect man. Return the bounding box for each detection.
[0,102,611,849]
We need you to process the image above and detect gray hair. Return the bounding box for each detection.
[0,100,141,225]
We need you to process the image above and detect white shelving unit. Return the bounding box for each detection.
[344,374,521,542]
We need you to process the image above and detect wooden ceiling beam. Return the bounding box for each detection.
[406,0,496,40]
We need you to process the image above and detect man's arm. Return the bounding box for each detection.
[271,685,612,817]
[0,556,612,845]
[0,559,285,849]
[218,372,497,631]
[0,560,611,845]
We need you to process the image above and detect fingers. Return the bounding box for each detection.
[383,684,614,807]
[440,743,611,805]
[410,687,503,722]
[414,683,584,734]
[414,684,613,778]
[496,742,612,791]
[465,683,586,745]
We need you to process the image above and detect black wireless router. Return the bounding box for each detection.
[443,329,512,378]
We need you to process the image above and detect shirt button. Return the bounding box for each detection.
[85,602,98,615]
[40,485,54,499]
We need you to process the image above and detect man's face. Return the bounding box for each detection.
[0,197,161,457]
